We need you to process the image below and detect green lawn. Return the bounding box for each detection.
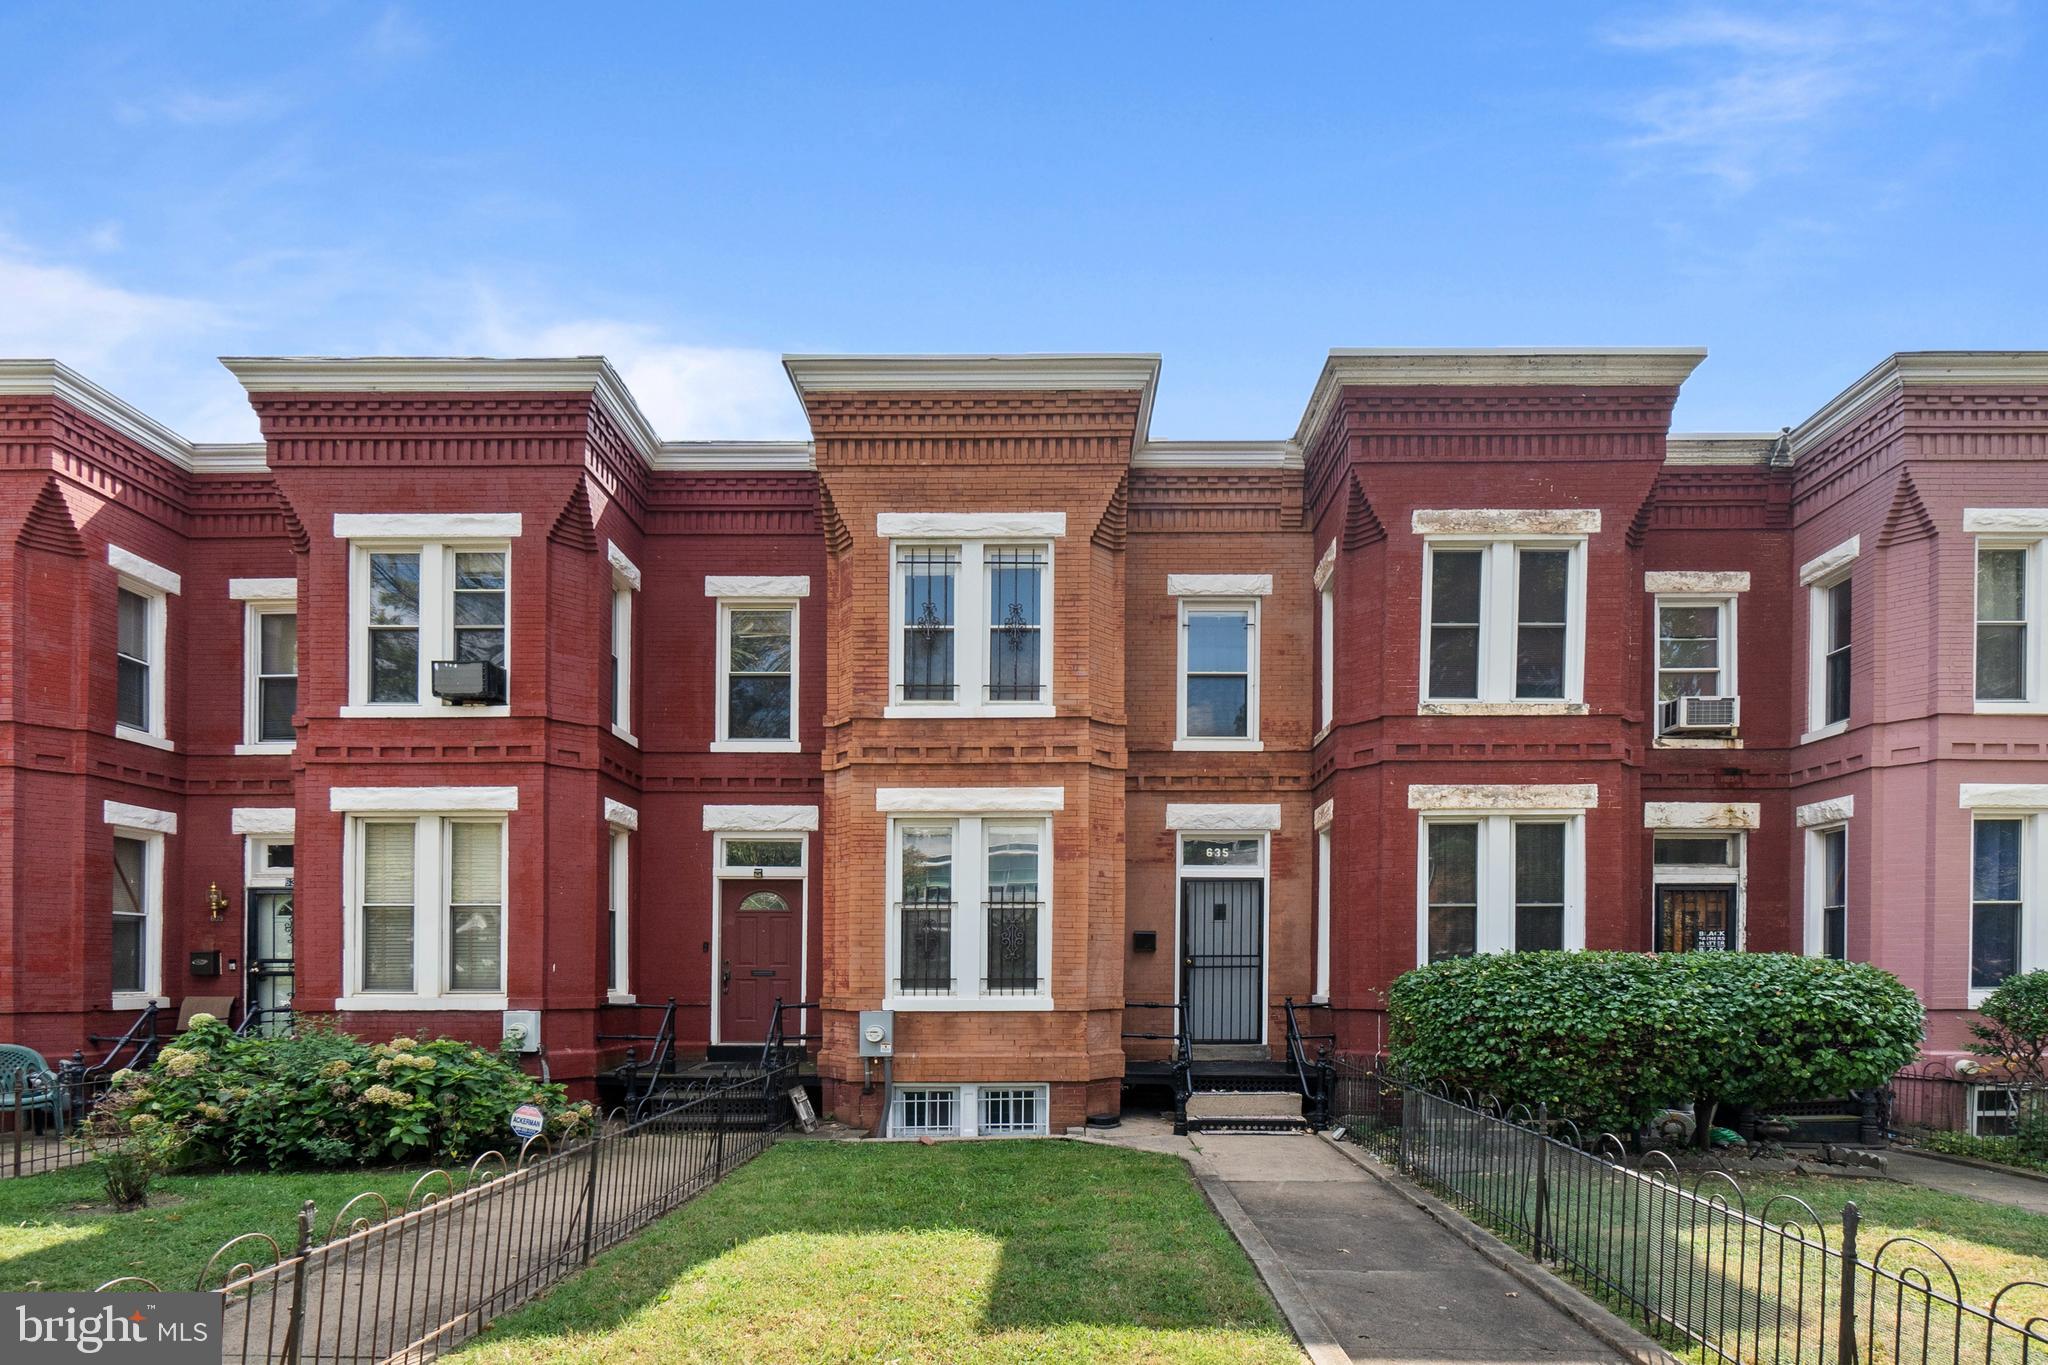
[455,1140,1301,1365]
[0,1165,430,1292]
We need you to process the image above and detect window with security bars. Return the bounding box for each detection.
[986,548,1045,701]
[983,823,1041,993]
[900,548,959,700]
[979,1087,1045,1136]
[892,1088,959,1137]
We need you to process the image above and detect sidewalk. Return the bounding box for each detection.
[1884,1148,2048,1215]
[1078,1118,1650,1364]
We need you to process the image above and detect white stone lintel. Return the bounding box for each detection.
[228,577,297,601]
[606,541,642,591]
[108,546,182,596]
[876,512,1066,539]
[1168,574,1273,598]
[1313,799,1335,832]
[1167,803,1283,832]
[1410,784,1599,812]
[230,807,296,835]
[330,786,519,813]
[1645,571,1751,594]
[702,804,821,832]
[1412,509,1600,537]
[705,575,811,599]
[604,798,640,831]
[104,799,177,834]
[877,788,1064,815]
[1313,539,1338,590]
[1961,784,2048,811]
[1798,535,1860,586]
[333,513,522,540]
[1644,801,1761,830]
[1795,796,1855,828]
[1965,508,2048,535]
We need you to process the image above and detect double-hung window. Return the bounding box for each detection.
[1806,825,1848,960]
[1418,522,1588,709]
[1973,817,2027,993]
[1973,526,2046,710]
[1417,807,1585,964]
[231,580,299,752]
[341,789,513,1007]
[1171,575,1269,749]
[885,792,1055,1007]
[338,515,518,715]
[109,546,179,749]
[880,514,1062,717]
[605,799,636,1002]
[708,576,807,750]
[103,800,172,1007]
[1656,598,1734,702]
[1315,542,1336,735]
[609,543,641,744]
[1800,536,1858,738]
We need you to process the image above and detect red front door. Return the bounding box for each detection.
[719,878,801,1043]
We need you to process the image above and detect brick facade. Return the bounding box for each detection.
[2,349,2045,1127]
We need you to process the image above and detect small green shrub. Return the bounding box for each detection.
[107,1017,590,1170]
[1388,951,1924,1135]
[77,1075,187,1207]
[1921,1130,2048,1174]
[1968,970,2048,1084]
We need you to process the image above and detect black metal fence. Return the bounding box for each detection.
[1333,1061,2048,1363]
[2,1070,116,1179]
[1887,1061,2047,1139]
[98,1065,795,1364]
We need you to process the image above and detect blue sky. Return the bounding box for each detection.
[1,1,2039,442]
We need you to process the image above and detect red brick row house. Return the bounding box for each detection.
[1,348,2043,1133]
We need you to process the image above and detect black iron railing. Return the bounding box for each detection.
[1886,1060,2047,1138]
[1282,997,1336,1129]
[1122,999,1192,1133]
[596,997,679,1118]
[897,900,953,993]
[983,898,1039,994]
[1,1068,113,1180]
[234,1006,297,1039]
[758,997,819,1071]
[79,1001,160,1077]
[1332,1060,2048,1363]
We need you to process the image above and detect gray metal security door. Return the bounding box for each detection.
[1181,878,1263,1043]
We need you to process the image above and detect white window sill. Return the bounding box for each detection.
[1311,994,1330,1005]
[1174,737,1264,752]
[609,724,640,747]
[1799,720,1849,744]
[234,741,296,756]
[1970,989,1994,1009]
[606,991,637,1006]
[882,703,1056,720]
[112,992,168,1011]
[882,995,1054,1013]
[1313,721,1333,745]
[1420,700,1588,716]
[114,725,175,752]
[710,738,801,753]
[339,704,511,719]
[335,993,510,1012]
[1975,701,2048,715]
[1653,736,1743,749]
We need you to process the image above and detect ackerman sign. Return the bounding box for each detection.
[3,1294,221,1363]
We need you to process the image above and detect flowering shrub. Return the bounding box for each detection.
[108,1016,592,1170]
[77,1073,188,1207]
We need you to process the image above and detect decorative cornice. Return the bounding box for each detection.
[0,359,198,470]
[1789,352,2048,460]
[1665,433,1778,466]
[650,441,815,473]
[189,444,269,472]
[785,353,1161,446]
[1134,440,1300,469]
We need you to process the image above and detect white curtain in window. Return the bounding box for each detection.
[360,823,416,991]
[448,822,503,991]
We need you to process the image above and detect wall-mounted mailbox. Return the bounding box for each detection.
[1132,930,1157,953]
[189,950,222,977]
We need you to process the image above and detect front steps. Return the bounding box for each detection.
[1185,1087,1308,1134]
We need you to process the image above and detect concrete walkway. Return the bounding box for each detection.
[1885,1148,2048,1214]
[1078,1118,1650,1364]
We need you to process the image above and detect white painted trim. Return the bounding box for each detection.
[1961,784,2048,811]
[231,807,296,835]
[1643,802,1762,831]
[1412,509,1601,536]
[651,440,815,472]
[702,804,821,832]
[1799,536,1861,587]
[876,512,1067,539]
[886,539,1054,717]
[333,513,522,540]
[713,597,799,745]
[0,359,198,469]
[1314,825,1332,1003]
[1788,353,2048,460]
[1166,803,1283,832]
[1176,596,1261,746]
[1168,573,1273,597]
[330,786,519,813]
[1645,571,1751,594]
[1408,784,1599,812]
[1965,508,2048,534]
[115,725,175,752]
[1313,539,1338,590]
[1313,799,1336,832]
[606,541,642,591]
[103,799,176,834]
[1135,440,1301,469]
[1419,700,1590,717]
[705,575,811,598]
[876,787,1065,814]
[234,742,294,756]
[786,353,1159,395]
[108,545,181,596]
[1415,811,1589,964]
[1796,796,1855,828]
[336,994,509,1013]
[229,577,297,601]
[604,798,639,831]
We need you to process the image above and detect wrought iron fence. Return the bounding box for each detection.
[1,1069,115,1179]
[1332,1061,2048,1363]
[1887,1061,2048,1138]
[98,1065,795,1364]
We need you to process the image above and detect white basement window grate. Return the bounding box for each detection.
[978,1087,1045,1136]
[893,1088,959,1137]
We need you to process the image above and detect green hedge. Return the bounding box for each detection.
[1387,952,1924,1134]
[106,1017,589,1170]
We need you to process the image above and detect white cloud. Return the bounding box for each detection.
[1604,2,2015,191]
[115,87,288,127]
[0,243,219,369]
[360,6,432,64]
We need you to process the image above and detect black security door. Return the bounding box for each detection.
[1181,878,1263,1043]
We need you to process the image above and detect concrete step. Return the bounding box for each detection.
[1191,1043,1270,1063]
[1186,1090,1304,1121]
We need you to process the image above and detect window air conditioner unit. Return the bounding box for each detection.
[431,660,507,706]
[1660,694,1739,735]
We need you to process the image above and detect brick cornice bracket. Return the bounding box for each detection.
[1091,474,1128,553]
[275,490,311,554]
[549,479,598,552]
[1880,471,1937,547]
[1342,472,1385,550]
[15,477,85,556]
[818,483,851,555]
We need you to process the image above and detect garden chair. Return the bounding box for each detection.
[0,1043,60,1136]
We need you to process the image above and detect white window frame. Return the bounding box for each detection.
[1801,824,1848,959]
[1315,540,1337,737]
[104,801,172,1009]
[883,813,1053,1011]
[1414,811,1586,966]
[1175,596,1263,751]
[238,595,298,754]
[1654,594,1738,703]
[341,525,515,717]
[606,802,635,1004]
[887,1082,1049,1138]
[110,547,179,751]
[713,596,801,752]
[340,810,510,1010]
[885,541,1054,719]
[1800,537,1859,741]
[704,806,818,1046]
[1314,802,1334,1003]
[1418,538,1587,711]
[246,832,295,889]
[610,588,636,746]
[1974,536,2045,713]
[1169,822,1274,1044]
[1968,810,2047,1006]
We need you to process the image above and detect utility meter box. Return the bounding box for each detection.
[857,1009,894,1058]
[502,1009,541,1054]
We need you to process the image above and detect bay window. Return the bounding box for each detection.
[1799,536,1858,738]
[610,542,640,743]
[1973,818,2025,992]
[1420,537,1586,707]
[102,799,173,1008]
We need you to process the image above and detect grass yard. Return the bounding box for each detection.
[455,1139,1301,1365]
[0,1165,430,1293]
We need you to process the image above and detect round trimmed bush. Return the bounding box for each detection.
[1388,951,1923,1136]
[1968,969,2048,1083]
